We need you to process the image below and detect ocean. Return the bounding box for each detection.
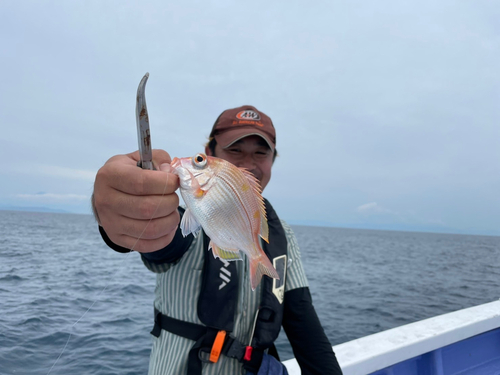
[0,210,499,374]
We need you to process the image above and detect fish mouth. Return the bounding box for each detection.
[171,157,180,169]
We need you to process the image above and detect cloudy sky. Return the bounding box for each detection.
[1,1,499,235]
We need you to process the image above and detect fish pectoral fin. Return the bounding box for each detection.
[240,168,269,242]
[209,241,242,261]
[194,187,206,198]
[180,208,201,237]
[189,175,206,199]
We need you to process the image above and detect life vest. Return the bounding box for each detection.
[150,199,288,374]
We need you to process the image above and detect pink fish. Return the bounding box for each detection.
[171,153,279,290]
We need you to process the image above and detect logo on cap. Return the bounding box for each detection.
[236,110,260,121]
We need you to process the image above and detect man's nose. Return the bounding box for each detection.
[237,154,255,169]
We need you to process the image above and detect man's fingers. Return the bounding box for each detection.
[104,210,180,248]
[119,211,180,241]
[152,149,173,167]
[108,193,179,220]
[127,149,172,168]
[99,188,179,221]
[124,169,179,196]
[97,161,179,196]
[125,192,180,220]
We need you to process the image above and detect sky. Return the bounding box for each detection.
[0,0,499,236]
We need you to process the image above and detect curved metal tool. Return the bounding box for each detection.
[136,72,154,170]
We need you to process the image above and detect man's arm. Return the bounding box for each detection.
[283,287,343,375]
[279,220,342,375]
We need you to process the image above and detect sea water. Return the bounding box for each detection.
[0,211,499,374]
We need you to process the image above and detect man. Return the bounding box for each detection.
[93,105,342,375]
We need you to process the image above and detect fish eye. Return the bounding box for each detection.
[192,153,207,168]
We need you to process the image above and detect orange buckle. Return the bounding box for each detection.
[209,330,227,363]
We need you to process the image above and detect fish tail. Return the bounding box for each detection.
[249,249,280,291]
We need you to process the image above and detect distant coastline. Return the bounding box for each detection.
[0,206,73,214]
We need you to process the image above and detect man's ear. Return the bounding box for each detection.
[205,145,212,156]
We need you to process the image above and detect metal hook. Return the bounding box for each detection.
[136,72,153,170]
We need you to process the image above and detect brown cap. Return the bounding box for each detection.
[209,105,276,151]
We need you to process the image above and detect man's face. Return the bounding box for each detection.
[205,135,273,191]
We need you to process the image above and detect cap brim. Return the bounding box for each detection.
[215,128,275,151]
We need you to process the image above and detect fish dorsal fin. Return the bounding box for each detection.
[180,208,201,237]
[209,240,242,261]
[239,168,269,243]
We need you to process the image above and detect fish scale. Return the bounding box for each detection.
[204,181,251,251]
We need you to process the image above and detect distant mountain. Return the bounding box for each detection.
[0,206,71,214]
[287,219,499,237]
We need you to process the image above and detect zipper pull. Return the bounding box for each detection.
[244,309,260,361]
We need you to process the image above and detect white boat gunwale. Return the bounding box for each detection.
[283,299,500,375]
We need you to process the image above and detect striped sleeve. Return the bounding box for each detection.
[281,220,309,291]
[140,236,199,274]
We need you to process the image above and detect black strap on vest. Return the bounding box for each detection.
[151,308,250,366]
[151,308,271,374]
[253,199,287,350]
[150,199,287,374]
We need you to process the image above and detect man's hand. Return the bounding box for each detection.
[93,149,180,253]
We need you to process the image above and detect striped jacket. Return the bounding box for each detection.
[141,220,309,375]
